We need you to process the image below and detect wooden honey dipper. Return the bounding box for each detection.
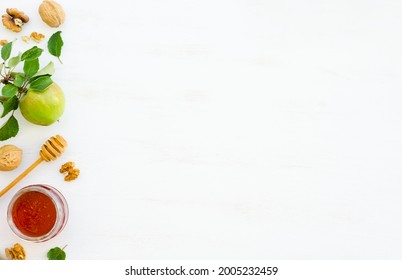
[0,135,67,198]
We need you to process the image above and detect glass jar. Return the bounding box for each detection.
[7,184,69,242]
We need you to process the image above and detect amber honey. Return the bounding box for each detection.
[8,185,68,242]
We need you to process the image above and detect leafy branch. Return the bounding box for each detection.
[0,31,63,141]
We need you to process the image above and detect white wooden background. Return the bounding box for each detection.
[1,0,402,259]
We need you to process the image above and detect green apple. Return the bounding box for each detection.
[19,82,65,126]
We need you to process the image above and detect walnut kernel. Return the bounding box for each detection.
[30,32,45,43]
[2,8,29,32]
[21,36,30,43]
[65,168,80,181]
[60,161,80,181]
[2,14,20,32]
[5,243,26,260]
[6,8,29,23]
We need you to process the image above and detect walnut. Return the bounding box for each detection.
[21,36,29,43]
[30,32,45,43]
[60,161,74,173]
[6,8,29,23]
[2,15,20,32]
[0,39,8,46]
[2,8,29,32]
[0,145,22,171]
[60,161,80,181]
[5,243,26,260]
[65,168,80,181]
[38,0,65,28]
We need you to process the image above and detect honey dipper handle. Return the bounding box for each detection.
[0,158,44,198]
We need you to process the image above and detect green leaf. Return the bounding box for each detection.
[8,53,21,68]
[29,76,53,91]
[1,95,19,118]
[1,42,12,61]
[14,74,25,87]
[0,115,19,141]
[23,58,40,77]
[30,74,50,83]
[34,61,55,77]
[47,247,66,260]
[2,84,18,97]
[48,31,63,62]
[21,46,43,61]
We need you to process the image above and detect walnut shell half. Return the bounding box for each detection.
[0,145,22,171]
